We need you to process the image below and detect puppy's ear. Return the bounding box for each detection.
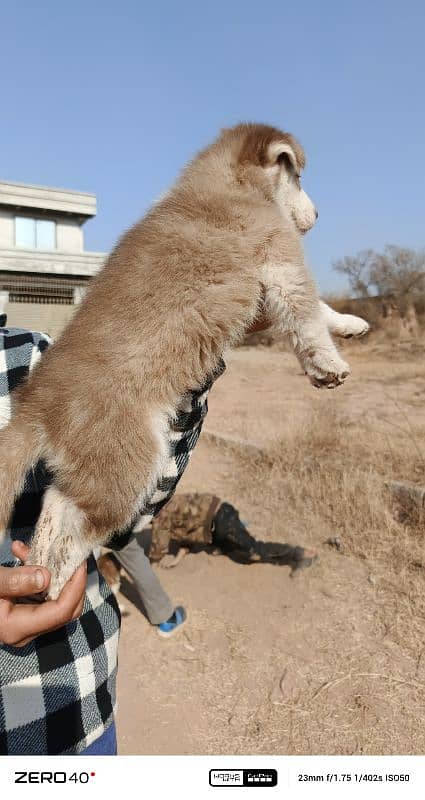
[234,124,305,172]
[268,142,298,172]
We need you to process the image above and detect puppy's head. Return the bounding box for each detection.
[226,123,318,234]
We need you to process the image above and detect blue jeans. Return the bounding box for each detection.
[80,722,117,755]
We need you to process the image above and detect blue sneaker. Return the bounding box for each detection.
[157,606,187,638]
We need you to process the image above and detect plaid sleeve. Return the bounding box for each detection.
[0,326,51,428]
[0,325,53,544]
[108,358,226,550]
[0,319,120,756]
[137,362,225,521]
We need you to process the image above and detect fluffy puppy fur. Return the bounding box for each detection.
[0,123,368,597]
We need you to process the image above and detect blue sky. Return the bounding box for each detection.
[1,0,424,292]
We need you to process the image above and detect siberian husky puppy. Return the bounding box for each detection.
[0,123,368,597]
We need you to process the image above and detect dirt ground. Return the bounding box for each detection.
[116,336,425,755]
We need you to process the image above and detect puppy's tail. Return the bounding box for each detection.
[0,414,43,535]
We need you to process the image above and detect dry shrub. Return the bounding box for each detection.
[413,293,425,319]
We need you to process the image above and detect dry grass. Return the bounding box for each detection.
[237,408,425,655]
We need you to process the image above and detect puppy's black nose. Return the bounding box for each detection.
[315,208,319,220]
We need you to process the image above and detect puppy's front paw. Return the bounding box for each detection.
[335,313,370,339]
[301,348,350,389]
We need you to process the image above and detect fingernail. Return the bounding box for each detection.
[35,570,45,589]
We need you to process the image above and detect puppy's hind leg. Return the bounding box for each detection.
[27,486,99,600]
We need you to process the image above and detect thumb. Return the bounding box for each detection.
[0,565,50,598]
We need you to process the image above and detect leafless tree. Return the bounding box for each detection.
[333,246,425,302]
[369,246,425,300]
[333,249,375,296]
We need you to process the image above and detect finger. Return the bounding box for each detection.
[0,565,50,598]
[8,594,86,647]
[10,542,51,591]
[7,635,34,648]
[11,541,30,561]
[71,595,85,620]
[52,565,87,622]
[35,562,87,627]
[56,562,87,606]
[5,591,86,648]
[0,563,87,644]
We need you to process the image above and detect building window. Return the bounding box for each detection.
[0,272,89,305]
[15,217,56,250]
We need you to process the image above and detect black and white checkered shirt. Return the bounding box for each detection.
[0,319,224,754]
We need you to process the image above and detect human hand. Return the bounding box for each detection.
[0,541,87,647]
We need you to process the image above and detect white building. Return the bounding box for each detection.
[0,180,106,337]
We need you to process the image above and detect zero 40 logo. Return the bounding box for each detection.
[14,772,96,784]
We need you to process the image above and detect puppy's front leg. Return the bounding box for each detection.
[320,301,370,338]
[262,260,350,388]
[27,486,93,600]
[290,314,350,388]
